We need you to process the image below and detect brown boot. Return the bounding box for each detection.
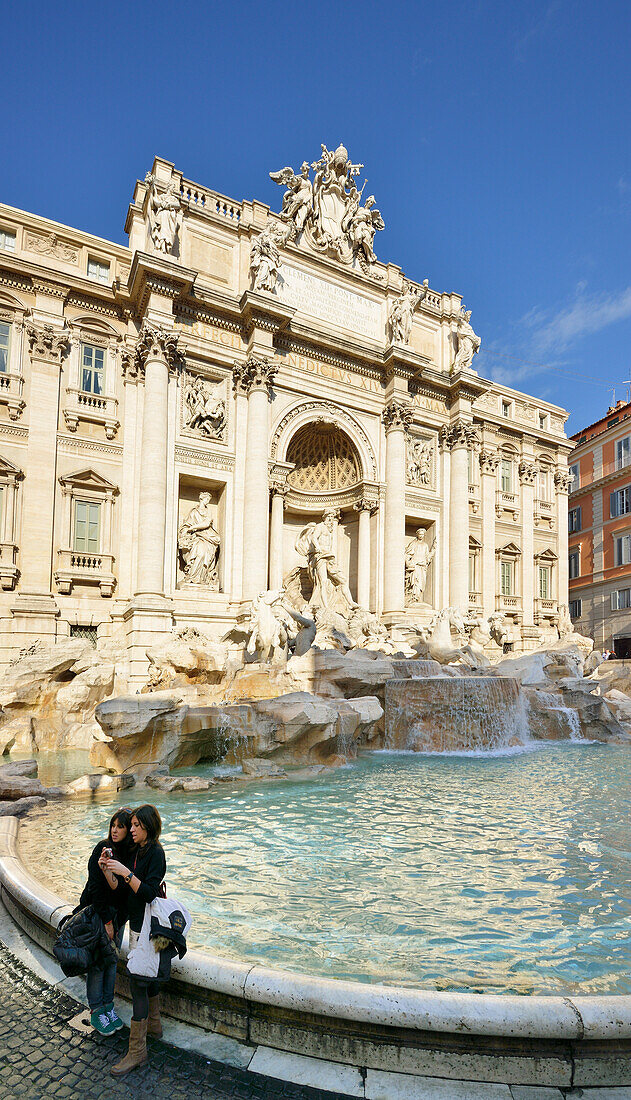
[147,995,163,1038]
[110,1018,148,1076]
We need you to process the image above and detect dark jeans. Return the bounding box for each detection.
[86,926,123,1011]
[130,975,162,1020]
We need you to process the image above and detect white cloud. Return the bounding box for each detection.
[523,286,631,354]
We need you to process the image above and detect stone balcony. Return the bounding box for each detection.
[0,542,19,590]
[534,597,558,625]
[468,590,482,610]
[495,490,519,521]
[495,593,522,618]
[0,371,25,421]
[534,498,555,529]
[63,388,119,440]
[54,549,116,597]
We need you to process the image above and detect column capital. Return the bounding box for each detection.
[135,321,183,376]
[554,468,572,494]
[353,495,378,514]
[233,355,277,397]
[440,419,479,451]
[479,448,500,474]
[27,323,69,364]
[269,480,290,499]
[519,460,538,486]
[382,399,413,435]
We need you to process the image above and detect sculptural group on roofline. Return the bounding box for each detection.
[269,143,385,276]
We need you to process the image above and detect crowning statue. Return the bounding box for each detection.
[404,528,435,604]
[146,175,183,255]
[269,143,385,276]
[250,223,286,293]
[452,308,481,373]
[178,493,220,588]
[183,375,226,439]
[388,280,427,344]
[295,509,358,612]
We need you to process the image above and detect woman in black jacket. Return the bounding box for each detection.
[104,804,167,1077]
[80,807,134,1036]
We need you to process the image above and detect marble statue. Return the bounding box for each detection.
[488,612,513,649]
[178,493,220,588]
[269,143,384,273]
[146,176,183,255]
[250,224,285,293]
[388,280,427,344]
[407,437,433,487]
[452,308,481,373]
[184,374,226,439]
[557,604,574,638]
[423,607,479,666]
[295,509,358,611]
[269,162,313,236]
[404,528,435,604]
[246,589,316,663]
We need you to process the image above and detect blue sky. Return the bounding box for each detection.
[2,0,630,433]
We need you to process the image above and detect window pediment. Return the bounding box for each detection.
[59,468,119,494]
[0,455,24,481]
[535,547,558,563]
[497,541,521,557]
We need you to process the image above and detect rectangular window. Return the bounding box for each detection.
[0,322,9,373]
[569,599,582,619]
[610,486,631,517]
[538,566,550,599]
[87,257,110,284]
[538,470,548,500]
[81,344,104,395]
[502,401,511,418]
[617,437,631,470]
[500,560,513,596]
[539,413,548,431]
[569,463,579,491]
[615,534,631,567]
[0,229,15,252]
[611,588,631,611]
[73,500,100,554]
[568,507,582,533]
[469,552,477,592]
[569,549,580,579]
[501,459,512,493]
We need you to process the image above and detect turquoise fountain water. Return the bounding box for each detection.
[18,742,631,995]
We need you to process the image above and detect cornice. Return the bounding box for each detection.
[175,445,235,471]
[175,301,243,335]
[66,291,123,319]
[57,434,123,457]
[0,424,29,441]
[126,251,196,315]
[276,333,383,383]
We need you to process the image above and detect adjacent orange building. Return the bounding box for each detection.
[569,399,631,655]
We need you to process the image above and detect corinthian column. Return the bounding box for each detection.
[442,419,477,611]
[236,356,277,600]
[269,481,288,590]
[479,449,499,618]
[519,461,538,628]
[382,400,413,615]
[354,497,377,609]
[555,468,571,613]
[134,323,181,597]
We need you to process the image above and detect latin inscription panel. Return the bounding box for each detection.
[278,263,382,341]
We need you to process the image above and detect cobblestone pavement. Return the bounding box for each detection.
[0,944,354,1100]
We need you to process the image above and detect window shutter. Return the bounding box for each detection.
[611,591,618,611]
[611,491,618,518]
[577,506,581,530]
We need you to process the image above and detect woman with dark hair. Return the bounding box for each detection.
[80,807,134,1035]
[104,804,167,1076]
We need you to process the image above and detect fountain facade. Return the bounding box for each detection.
[385,676,529,752]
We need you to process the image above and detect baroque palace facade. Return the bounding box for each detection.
[0,151,572,677]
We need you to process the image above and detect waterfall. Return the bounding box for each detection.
[385,677,531,753]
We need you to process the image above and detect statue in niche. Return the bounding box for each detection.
[178,492,220,588]
[404,528,435,604]
[146,175,183,255]
[269,162,313,236]
[184,374,226,439]
[388,280,428,344]
[249,223,287,293]
[295,509,358,612]
[452,308,481,373]
[407,437,433,487]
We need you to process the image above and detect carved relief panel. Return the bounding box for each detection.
[180,370,228,443]
[406,433,435,489]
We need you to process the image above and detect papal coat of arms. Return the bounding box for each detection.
[269,143,385,277]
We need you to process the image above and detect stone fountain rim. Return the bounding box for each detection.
[2,817,631,1043]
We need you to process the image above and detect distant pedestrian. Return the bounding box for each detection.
[79,808,134,1035]
[104,804,167,1076]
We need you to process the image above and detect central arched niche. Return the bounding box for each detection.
[285,423,361,492]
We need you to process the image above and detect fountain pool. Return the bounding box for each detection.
[18,742,631,996]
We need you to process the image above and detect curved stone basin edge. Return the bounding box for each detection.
[1,819,630,1048]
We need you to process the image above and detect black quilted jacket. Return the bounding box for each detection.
[53,904,118,977]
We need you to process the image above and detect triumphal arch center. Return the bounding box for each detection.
[0,147,572,675]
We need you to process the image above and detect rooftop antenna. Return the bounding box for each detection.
[610,386,616,409]
[623,381,631,404]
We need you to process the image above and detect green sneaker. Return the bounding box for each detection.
[104,1003,124,1031]
[90,1008,115,1035]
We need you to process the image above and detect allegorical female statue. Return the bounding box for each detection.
[178,493,220,588]
[147,177,183,255]
[404,528,435,604]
